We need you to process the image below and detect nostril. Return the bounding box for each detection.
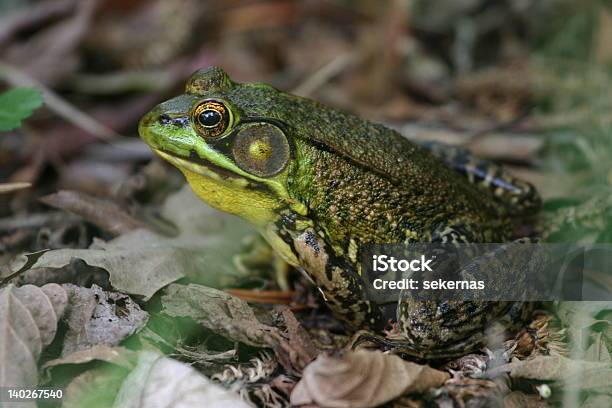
[159,114,172,125]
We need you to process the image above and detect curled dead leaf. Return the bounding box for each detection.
[0,283,68,391]
[161,284,317,374]
[161,283,281,349]
[290,349,449,408]
[279,308,319,371]
[61,284,148,356]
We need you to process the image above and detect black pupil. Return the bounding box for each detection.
[199,109,221,127]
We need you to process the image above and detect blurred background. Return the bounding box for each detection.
[1,0,611,253]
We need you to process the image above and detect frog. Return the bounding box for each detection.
[138,66,541,360]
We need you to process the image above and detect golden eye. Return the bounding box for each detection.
[193,100,231,138]
[232,123,290,178]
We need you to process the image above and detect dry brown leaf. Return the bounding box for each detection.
[40,190,146,237]
[0,0,78,47]
[506,355,609,379]
[0,283,68,393]
[279,308,319,372]
[18,186,258,299]
[4,0,96,85]
[161,283,281,349]
[61,284,148,356]
[290,349,449,408]
[161,283,317,374]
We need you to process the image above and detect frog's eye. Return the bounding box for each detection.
[193,100,232,138]
[232,123,290,178]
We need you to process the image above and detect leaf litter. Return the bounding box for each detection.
[2,1,612,407]
[9,186,262,299]
[0,283,67,390]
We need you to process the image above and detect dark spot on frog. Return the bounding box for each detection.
[466,302,479,315]
[437,301,451,315]
[159,114,190,127]
[304,230,320,253]
[281,214,296,229]
[158,114,172,125]
[410,318,426,333]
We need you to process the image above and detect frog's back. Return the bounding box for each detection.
[226,80,530,243]
[227,83,443,185]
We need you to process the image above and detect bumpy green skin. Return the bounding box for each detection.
[139,67,540,359]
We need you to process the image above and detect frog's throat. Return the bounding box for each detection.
[154,149,305,227]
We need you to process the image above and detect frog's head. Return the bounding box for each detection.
[139,67,308,226]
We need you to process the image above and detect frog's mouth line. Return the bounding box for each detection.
[153,149,246,184]
[153,148,297,208]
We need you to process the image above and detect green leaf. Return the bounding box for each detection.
[0,87,43,131]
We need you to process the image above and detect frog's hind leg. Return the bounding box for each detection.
[349,327,479,361]
[419,141,541,216]
[393,238,543,360]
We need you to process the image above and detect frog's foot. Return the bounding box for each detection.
[348,330,432,361]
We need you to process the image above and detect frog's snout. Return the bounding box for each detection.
[138,109,163,148]
[138,109,159,140]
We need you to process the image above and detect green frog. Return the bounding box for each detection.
[139,67,541,360]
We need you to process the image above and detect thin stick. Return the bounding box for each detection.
[291,52,356,97]
[0,61,123,142]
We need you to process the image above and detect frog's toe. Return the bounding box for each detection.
[349,330,423,358]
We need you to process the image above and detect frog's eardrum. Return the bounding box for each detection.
[231,123,290,178]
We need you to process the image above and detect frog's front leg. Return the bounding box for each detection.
[271,213,385,331]
[293,229,386,330]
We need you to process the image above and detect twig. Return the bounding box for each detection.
[0,182,31,194]
[70,70,177,95]
[40,190,147,237]
[0,211,81,231]
[0,250,49,287]
[0,61,123,142]
[291,52,356,97]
